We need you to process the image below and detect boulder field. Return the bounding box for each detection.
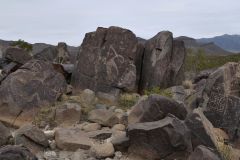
[1,26,240,160]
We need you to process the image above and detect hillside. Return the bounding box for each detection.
[198,34,240,53]
[175,36,233,56]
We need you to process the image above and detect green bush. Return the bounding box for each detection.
[11,39,33,52]
[184,48,240,73]
[144,87,172,98]
[118,93,140,109]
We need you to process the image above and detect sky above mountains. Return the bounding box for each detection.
[0,0,240,46]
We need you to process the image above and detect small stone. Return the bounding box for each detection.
[90,142,115,159]
[114,151,122,159]
[112,124,126,131]
[44,130,55,140]
[44,151,57,159]
[114,109,124,114]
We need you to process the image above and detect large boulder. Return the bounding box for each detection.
[128,115,192,160]
[188,145,221,160]
[140,31,186,91]
[0,145,37,160]
[0,59,67,127]
[185,108,218,149]
[201,62,240,139]
[0,122,11,146]
[71,26,143,95]
[128,94,187,124]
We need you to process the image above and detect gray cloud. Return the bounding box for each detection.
[0,0,239,46]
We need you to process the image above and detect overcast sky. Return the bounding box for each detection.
[0,0,239,46]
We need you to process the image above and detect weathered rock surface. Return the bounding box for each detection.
[4,47,32,64]
[128,115,192,159]
[88,109,119,127]
[55,102,81,126]
[55,127,92,151]
[0,145,37,160]
[140,31,186,90]
[0,122,11,146]
[188,145,220,160]
[185,108,218,149]
[0,59,67,126]
[128,94,187,124]
[201,62,240,139]
[14,124,48,154]
[71,26,143,95]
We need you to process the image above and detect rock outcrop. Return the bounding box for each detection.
[128,115,192,159]
[140,31,186,91]
[128,94,187,124]
[0,122,11,146]
[188,145,221,160]
[201,62,240,140]
[0,59,67,127]
[3,47,32,64]
[71,26,143,96]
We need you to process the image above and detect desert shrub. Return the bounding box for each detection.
[11,39,32,52]
[144,87,172,98]
[184,48,240,73]
[118,93,140,110]
[217,142,233,160]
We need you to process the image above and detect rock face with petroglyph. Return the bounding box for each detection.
[71,26,142,95]
[140,31,186,91]
[0,59,67,126]
[201,62,240,140]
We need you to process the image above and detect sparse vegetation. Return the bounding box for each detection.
[118,93,140,110]
[11,39,33,52]
[144,87,173,98]
[217,141,233,160]
[184,48,240,73]
[182,80,193,89]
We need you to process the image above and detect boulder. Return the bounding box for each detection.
[4,47,32,64]
[128,94,187,124]
[0,59,67,127]
[90,142,115,159]
[128,115,192,159]
[71,26,143,95]
[0,145,37,160]
[188,145,221,160]
[55,127,92,151]
[185,108,218,149]
[88,109,119,127]
[201,62,240,139]
[55,102,81,126]
[14,124,49,154]
[140,31,186,91]
[82,123,101,132]
[0,122,11,146]
[87,129,112,140]
[110,131,129,152]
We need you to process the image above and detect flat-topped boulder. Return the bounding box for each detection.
[128,94,187,124]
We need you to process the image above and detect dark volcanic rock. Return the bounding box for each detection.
[71,26,143,95]
[0,59,67,126]
[4,47,32,64]
[185,108,218,149]
[201,62,240,140]
[0,145,37,160]
[128,115,192,160]
[188,145,220,160]
[140,31,186,91]
[128,94,187,124]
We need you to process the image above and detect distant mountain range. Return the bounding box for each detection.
[175,36,233,56]
[197,34,240,53]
